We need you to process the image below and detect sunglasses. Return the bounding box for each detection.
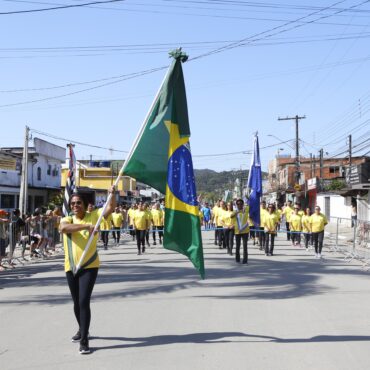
[71,201,82,206]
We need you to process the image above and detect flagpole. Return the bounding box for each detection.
[74,62,173,275]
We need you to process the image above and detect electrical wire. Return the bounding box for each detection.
[0,0,126,15]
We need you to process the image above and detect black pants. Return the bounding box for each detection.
[112,227,121,244]
[129,225,135,240]
[304,233,312,248]
[235,233,248,262]
[223,228,234,254]
[136,230,146,252]
[286,222,291,240]
[152,226,163,243]
[101,230,109,247]
[312,231,324,253]
[66,268,98,342]
[265,233,275,255]
[216,226,224,247]
[259,227,265,249]
[145,230,150,245]
[291,232,301,245]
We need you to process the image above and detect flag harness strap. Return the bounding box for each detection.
[66,218,98,274]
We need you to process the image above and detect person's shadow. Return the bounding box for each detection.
[91,331,370,351]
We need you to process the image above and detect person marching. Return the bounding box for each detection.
[100,211,113,250]
[221,201,235,255]
[133,203,149,255]
[59,186,116,354]
[282,201,294,241]
[258,201,268,251]
[127,204,137,241]
[151,202,164,245]
[111,206,123,246]
[264,204,279,256]
[310,205,328,259]
[302,208,312,251]
[212,200,220,246]
[231,198,250,264]
[290,206,303,247]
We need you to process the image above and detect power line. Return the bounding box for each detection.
[29,128,128,153]
[0,0,126,15]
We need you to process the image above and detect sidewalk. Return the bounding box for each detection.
[1,232,370,370]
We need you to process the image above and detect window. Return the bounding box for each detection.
[1,194,15,209]
[37,167,42,181]
[47,164,51,175]
[329,166,339,174]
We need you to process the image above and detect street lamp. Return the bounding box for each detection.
[277,148,284,157]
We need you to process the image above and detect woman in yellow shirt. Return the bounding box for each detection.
[310,205,328,258]
[59,186,116,354]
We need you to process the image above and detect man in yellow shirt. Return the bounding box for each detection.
[259,201,268,250]
[282,201,294,241]
[212,200,220,246]
[127,204,137,241]
[290,206,302,247]
[133,202,149,255]
[264,204,279,256]
[310,205,328,259]
[100,212,113,250]
[302,208,312,251]
[111,206,123,246]
[232,198,250,263]
[151,202,164,245]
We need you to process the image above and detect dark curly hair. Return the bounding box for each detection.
[70,192,89,209]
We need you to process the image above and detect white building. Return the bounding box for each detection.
[0,138,65,212]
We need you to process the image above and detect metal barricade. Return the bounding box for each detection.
[327,217,370,270]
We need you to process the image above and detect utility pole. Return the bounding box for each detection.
[319,148,324,180]
[19,126,29,215]
[278,115,306,186]
[310,153,313,178]
[313,154,316,177]
[348,134,352,181]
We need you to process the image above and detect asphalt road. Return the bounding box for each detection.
[1,231,370,370]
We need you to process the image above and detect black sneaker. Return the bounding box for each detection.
[79,339,90,354]
[71,330,90,343]
[71,330,81,343]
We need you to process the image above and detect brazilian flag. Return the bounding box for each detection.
[123,50,205,279]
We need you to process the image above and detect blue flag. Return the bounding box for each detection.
[247,134,262,226]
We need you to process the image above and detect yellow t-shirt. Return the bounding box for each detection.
[220,210,233,228]
[264,212,279,233]
[301,215,311,233]
[128,208,136,226]
[310,213,328,233]
[283,206,294,222]
[212,206,219,224]
[133,210,148,230]
[112,212,123,228]
[100,214,113,231]
[151,209,164,226]
[260,208,268,228]
[62,209,102,272]
[216,208,225,227]
[290,213,302,232]
[233,207,250,234]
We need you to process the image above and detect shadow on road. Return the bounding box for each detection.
[91,331,370,351]
[1,247,368,305]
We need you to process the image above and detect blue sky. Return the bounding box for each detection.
[1,0,370,172]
